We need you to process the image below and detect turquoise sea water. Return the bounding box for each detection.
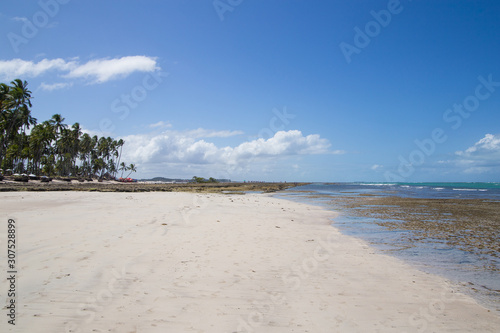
[401,182,500,189]
[365,182,500,190]
[334,182,500,199]
[275,182,500,313]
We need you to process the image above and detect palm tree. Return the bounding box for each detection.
[107,159,117,179]
[124,163,137,178]
[119,162,128,178]
[9,79,32,108]
[0,83,11,112]
[1,79,137,179]
[79,133,93,178]
[41,154,56,176]
[29,123,54,174]
[93,157,106,180]
[96,137,109,177]
[18,103,36,134]
[113,138,125,178]
[0,80,33,168]
[49,114,66,137]
[68,122,82,175]
[15,104,37,172]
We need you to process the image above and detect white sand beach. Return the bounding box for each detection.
[1,191,499,332]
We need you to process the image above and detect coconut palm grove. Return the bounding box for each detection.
[0,79,136,181]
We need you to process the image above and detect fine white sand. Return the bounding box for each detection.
[1,191,499,332]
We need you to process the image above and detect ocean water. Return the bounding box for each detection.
[275,182,500,313]
[284,182,500,200]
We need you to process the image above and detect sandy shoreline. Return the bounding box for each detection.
[1,191,499,332]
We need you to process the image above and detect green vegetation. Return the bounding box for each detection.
[0,79,135,179]
[191,176,218,183]
[119,162,137,179]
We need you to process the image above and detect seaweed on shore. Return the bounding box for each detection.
[330,195,500,263]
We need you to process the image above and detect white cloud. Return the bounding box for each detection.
[0,58,76,80]
[149,121,172,129]
[64,56,158,83]
[453,134,500,174]
[39,82,73,91]
[81,127,113,138]
[371,164,383,170]
[463,167,492,174]
[12,16,28,22]
[459,133,500,155]
[0,56,159,84]
[455,134,500,158]
[229,130,330,161]
[121,129,332,169]
[186,128,244,138]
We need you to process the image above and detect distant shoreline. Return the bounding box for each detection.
[0,179,308,193]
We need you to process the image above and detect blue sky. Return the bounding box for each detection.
[1,0,499,182]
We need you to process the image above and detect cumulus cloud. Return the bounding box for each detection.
[229,131,330,160]
[456,134,500,156]
[454,134,500,174]
[121,129,332,168]
[0,56,159,84]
